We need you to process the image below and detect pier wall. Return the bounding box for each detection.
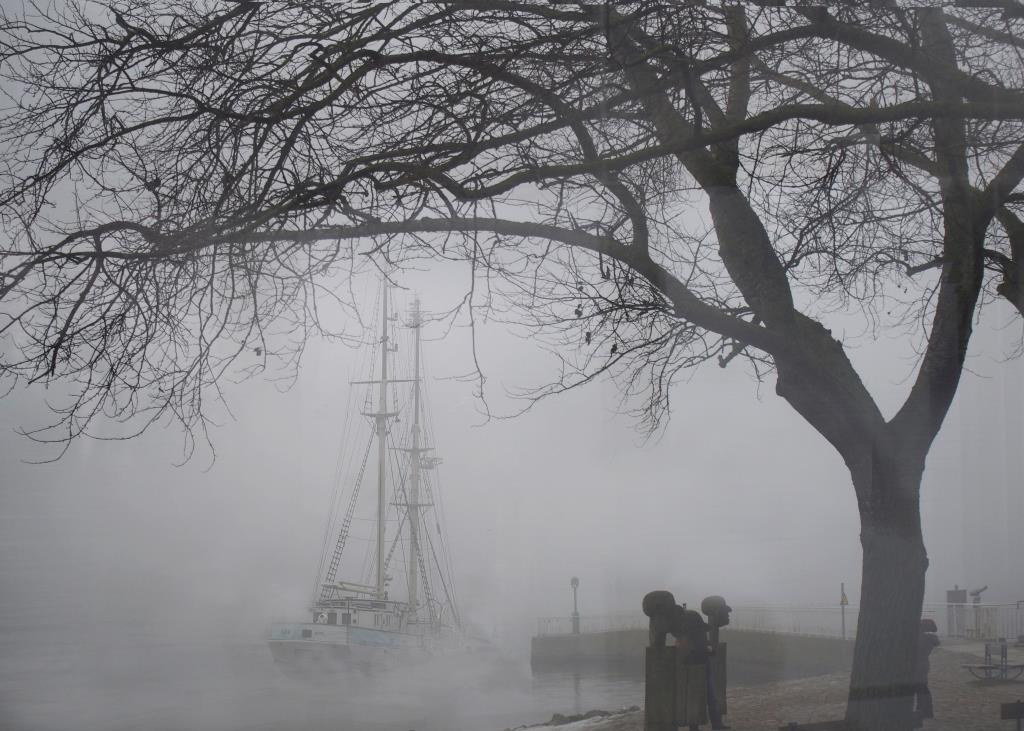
[530,628,854,683]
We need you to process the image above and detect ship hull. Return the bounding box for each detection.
[267,622,458,677]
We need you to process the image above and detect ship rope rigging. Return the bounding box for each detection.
[310,286,461,630]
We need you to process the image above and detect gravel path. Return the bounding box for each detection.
[516,645,1024,731]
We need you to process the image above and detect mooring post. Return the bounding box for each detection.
[1001,699,1024,731]
[642,590,677,731]
[702,595,732,719]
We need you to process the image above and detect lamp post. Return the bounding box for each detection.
[571,577,580,635]
[840,582,848,640]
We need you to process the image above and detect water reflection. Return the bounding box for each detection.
[530,667,643,720]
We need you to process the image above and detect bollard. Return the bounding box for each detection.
[643,591,727,731]
[702,595,733,719]
[645,643,677,731]
[643,590,676,647]
[643,591,678,731]
[675,638,709,727]
[709,641,728,716]
[1002,699,1024,731]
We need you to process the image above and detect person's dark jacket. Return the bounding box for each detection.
[915,631,940,683]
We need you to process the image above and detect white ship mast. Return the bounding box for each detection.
[398,297,437,618]
[374,287,390,599]
[407,299,423,612]
[365,289,431,607]
[350,283,400,600]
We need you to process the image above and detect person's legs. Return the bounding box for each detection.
[918,684,934,719]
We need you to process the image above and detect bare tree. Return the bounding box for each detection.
[3,3,1024,728]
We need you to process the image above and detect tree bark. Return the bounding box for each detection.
[845,450,928,731]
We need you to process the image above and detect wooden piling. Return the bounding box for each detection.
[644,645,676,731]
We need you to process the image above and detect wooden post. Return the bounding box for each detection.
[675,651,709,728]
[1001,699,1024,731]
[644,645,676,731]
[711,641,728,716]
[642,590,677,731]
[702,595,731,723]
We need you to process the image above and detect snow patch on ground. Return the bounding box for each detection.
[503,707,641,731]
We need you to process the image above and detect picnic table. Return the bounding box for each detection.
[963,641,1024,681]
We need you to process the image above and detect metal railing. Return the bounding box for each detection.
[535,603,1024,641]
[939,602,1024,641]
[728,604,862,639]
[536,613,647,637]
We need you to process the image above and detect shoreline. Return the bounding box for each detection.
[511,646,1024,731]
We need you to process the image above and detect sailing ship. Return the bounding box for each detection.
[268,289,466,674]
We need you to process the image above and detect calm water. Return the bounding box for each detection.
[0,632,644,731]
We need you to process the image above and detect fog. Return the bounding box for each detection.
[1,268,1022,729]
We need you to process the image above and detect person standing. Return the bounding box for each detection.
[914,618,940,721]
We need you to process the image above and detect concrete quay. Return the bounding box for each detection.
[530,627,855,683]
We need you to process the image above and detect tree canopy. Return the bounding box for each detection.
[1,3,1021,447]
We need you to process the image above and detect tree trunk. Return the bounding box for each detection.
[846,459,928,731]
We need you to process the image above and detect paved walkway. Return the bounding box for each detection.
[514,643,1024,731]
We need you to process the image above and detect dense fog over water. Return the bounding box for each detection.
[1,270,1023,729]
[0,633,645,731]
